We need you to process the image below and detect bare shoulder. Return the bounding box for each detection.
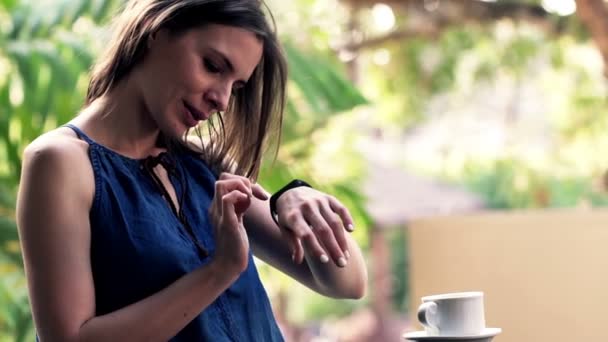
[24,126,90,161]
[21,126,95,203]
[17,125,95,259]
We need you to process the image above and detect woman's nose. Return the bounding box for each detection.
[205,85,231,112]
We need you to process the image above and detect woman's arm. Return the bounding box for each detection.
[244,183,367,299]
[17,135,246,342]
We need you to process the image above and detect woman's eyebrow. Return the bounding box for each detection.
[208,47,249,83]
[210,48,234,72]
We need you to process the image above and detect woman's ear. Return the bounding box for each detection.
[147,31,157,49]
[147,28,170,49]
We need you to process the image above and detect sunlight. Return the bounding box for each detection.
[0,56,9,88]
[424,0,440,12]
[8,116,21,144]
[542,0,576,16]
[8,77,23,107]
[372,3,395,33]
[373,49,391,65]
[0,140,7,176]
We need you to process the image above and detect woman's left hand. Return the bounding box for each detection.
[274,187,354,267]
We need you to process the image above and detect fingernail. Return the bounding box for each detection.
[320,254,329,263]
[291,252,296,262]
[347,224,354,231]
[338,257,347,267]
[345,250,350,259]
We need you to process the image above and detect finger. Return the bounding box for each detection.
[219,172,245,181]
[320,202,349,259]
[328,196,355,232]
[219,172,253,190]
[251,183,269,201]
[291,236,304,264]
[285,212,327,264]
[277,212,305,263]
[221,190,250,224]
[306,208,347,267]
[215,177,252,198]
[214,182,250,216]
[278,226,302,263]
[218,172,253,194]
[233,193,251,215]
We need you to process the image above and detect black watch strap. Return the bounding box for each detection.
[269,179,312,226]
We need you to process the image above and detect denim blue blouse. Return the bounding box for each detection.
[64,124,284,341]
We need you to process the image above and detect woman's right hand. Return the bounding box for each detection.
[208,173,268,274]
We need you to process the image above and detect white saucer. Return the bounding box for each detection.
[403,328,502,341]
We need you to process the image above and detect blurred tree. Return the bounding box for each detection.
[324,4,608,340]
[0,0,124,339]
[333,0,608,211]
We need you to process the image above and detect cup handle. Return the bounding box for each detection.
[417,301,439,334]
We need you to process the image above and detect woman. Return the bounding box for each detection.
[16,0,367,341]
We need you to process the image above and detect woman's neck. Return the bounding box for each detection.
[74,80,166,159]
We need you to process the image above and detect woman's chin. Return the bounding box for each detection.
[157,122,188,142]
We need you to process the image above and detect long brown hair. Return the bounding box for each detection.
[86,0,287,180]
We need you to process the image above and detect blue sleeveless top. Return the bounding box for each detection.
[64,124,284,341]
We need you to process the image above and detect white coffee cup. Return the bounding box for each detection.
[417,291,485,336]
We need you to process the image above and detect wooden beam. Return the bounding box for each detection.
[575,0,608,77]
[337,0,569,52]
[341,26,439,52]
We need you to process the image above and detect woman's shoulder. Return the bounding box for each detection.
[24,126,91,166]
[22,126,95,198]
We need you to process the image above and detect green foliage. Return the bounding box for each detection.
[465,159,547,209]
[0,269,34,342]
[501,35,541,75]
[0,1,125,339]
[285,43,367,117]
[363,20,561,129]
[430,28,479,91]
[388,229,408,312]
[464,159,608,210]
[292,292,365,322]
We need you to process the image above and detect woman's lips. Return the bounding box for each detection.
[184,101,208,120]
[183,107,198,127]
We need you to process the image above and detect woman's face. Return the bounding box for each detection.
[136,24,263,138]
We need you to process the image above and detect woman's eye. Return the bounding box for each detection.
[203,58,221,73]
[230,83,245,97]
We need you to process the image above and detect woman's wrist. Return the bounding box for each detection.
[269,179,312,226]
[207,257,242,284]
